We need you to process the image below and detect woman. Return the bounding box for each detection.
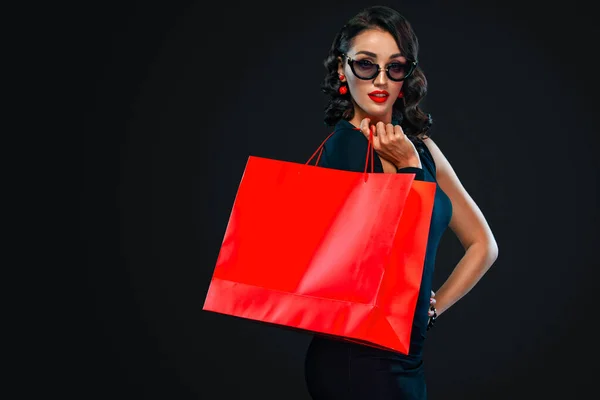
[304,5,499,399]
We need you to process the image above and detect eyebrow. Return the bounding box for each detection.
[355,50,404,59]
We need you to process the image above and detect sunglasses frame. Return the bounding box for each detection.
[343,54,418,82]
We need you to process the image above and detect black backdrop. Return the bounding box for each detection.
[74,0,599,398]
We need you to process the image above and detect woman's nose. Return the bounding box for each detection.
[374,69,388,85]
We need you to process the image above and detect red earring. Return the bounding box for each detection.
[338,73,348,94]
[397,90,404,98]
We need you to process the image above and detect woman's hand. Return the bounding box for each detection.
[427,290,437,331]
[428,290,437,317]
[359,118,421,169]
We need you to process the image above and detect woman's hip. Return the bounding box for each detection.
[304,335,427,400]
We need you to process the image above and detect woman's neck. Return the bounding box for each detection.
[348,106,393,128]
[348,115,392,129]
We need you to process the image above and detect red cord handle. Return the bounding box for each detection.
[305,128,375,180]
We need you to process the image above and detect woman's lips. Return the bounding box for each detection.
[368,91,389,103]
[368,94,389,103]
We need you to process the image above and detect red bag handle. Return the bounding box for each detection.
[305,127,375,181]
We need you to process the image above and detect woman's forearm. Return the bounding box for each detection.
[434,241,498,316]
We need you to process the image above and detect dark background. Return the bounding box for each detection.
[72,0,599,398]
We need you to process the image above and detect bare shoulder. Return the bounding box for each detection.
[421,136,439,153]
[421,137,449,176]
[420,136,461,195]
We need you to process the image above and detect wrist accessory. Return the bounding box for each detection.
[427,306,437,331]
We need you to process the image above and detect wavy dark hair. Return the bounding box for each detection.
[322,5,432,140]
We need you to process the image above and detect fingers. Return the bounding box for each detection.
[359,118,380,149]
[370,125,380,148]
[429,290,436,316]
[361,119,412,151]
[428,302,436,316]
[361,120,403,138]
[373,122,393,143]
[394,124,405,138]
[359,118,371,138]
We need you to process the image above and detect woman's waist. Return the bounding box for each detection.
[310,334,424,364]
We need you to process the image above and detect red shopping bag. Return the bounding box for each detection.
[202,129,436,354]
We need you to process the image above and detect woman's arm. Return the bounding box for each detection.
[423,138,499,317]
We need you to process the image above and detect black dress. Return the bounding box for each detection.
[304,119,453,400]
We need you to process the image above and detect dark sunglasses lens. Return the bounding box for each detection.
[353,60,378,79]
[388,62,412,80]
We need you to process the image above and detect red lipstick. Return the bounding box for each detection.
[368,90,389,103]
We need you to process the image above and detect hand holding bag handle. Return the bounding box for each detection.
[305,128,376,182]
